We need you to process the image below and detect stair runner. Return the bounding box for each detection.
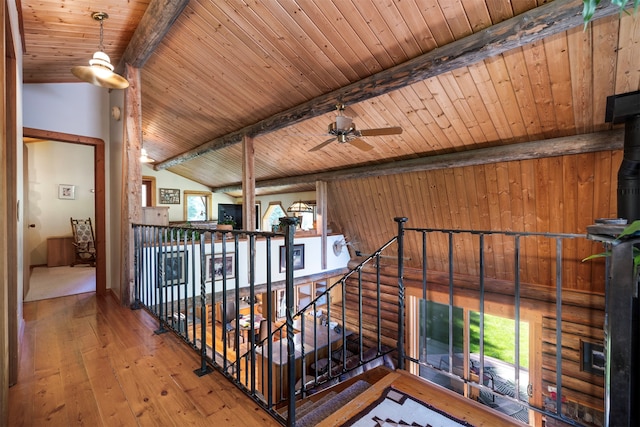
[293,380,372,427]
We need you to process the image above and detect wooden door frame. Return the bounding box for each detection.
[22,127,106,296]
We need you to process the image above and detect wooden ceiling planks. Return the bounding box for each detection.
[21,0,149,82]
[542,33,575,137]
[329,152,617,291]
[20,0,636,290]
[614,14,640,95]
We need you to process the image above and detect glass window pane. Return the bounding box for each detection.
[187,195,207,220]
[418,299,464,394]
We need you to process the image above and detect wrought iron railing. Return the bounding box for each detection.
[132,216,621,426]
[131,217,395,426]
[394,218,609,427]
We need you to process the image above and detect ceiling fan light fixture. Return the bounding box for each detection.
[335,115,353,132]
[71,12,129,90]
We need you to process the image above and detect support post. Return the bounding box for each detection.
[607,240,637,426]
[195,233,213,377]
[395,217,408,370]
[280,216,299,426]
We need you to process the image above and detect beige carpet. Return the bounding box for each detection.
[25,265,95,302]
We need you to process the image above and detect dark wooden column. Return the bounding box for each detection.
[587,223,639,427]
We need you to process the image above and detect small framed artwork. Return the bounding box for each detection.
[206,253,235,282]
[159,188,180,204]
[158,250,187,287]
[58,184,76,200]
[279,244,304,273]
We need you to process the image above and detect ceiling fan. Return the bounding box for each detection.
[309,104,403,152]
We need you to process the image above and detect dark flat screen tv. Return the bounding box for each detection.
[218,204,243,230]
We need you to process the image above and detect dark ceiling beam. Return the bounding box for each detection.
[116,0,190,71]
[155,0,623,170]
[212,129,624,193]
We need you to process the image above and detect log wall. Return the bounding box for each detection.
[338,262,606,426]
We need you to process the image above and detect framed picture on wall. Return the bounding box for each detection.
[157,250,187,287]
[279,244,304,273]
[205,253,235,282]
[159,188,180,204]
[58,184,76,200]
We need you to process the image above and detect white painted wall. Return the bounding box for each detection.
[253,191,316,230]
[108,89,124,299]
[137,233,350,304]
[24,141,95,265]
[23,83,109,138]
[141,164,234,222]
[23,82,111,283]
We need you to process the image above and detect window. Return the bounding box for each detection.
[412,298,531,422]
[262,202,287,231]
[183,191,212,221]
[142,176,156,207]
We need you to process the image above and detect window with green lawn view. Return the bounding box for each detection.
[418,299,530,416]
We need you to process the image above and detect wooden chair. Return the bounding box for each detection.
[224,301,239,348]
[70,217,96,267]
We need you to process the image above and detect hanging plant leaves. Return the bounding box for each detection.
[583,0,640,29]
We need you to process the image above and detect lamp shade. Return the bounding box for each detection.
[140,148,154,163]
[71,12,130,89]
[287,201,313,213]
[71,51,129,89]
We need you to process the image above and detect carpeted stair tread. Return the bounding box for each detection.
[295,380,371,427]
[295,391,338,419]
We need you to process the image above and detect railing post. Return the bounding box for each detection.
[195,232,213,377]
[280,216,299,426]
[607,239,637,426]
[395,217,408,370]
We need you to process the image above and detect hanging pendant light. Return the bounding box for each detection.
[140,148,155,163]
[71,12,129,89]
[287,201,313,214]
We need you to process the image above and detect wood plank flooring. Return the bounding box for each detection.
[8,292,280,426]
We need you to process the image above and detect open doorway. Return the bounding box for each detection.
[23,140,96,301]
[22,128,106,296]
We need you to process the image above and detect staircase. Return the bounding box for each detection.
[280,365,394,426]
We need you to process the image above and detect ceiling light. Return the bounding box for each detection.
[71,12,129,89]
[140,148,155,163]
[287,201,313,214]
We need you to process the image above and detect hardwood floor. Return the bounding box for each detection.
[8,292,280,426]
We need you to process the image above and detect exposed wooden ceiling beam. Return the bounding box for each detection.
[155,0,623,170]
[212,129,624,193]
[116,0,190,71]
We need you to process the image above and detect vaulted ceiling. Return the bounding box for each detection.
[20,0,639,198]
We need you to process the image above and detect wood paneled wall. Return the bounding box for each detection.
[329,151,623,294]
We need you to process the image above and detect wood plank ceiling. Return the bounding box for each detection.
[21,0,638,197]
[20,0,640,290]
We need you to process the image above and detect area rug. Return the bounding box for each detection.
[342,387,476,427]
[25,265,95,301]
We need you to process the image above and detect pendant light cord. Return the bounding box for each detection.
[98,18,105,52]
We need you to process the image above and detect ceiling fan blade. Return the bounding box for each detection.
[359,126,403,136]
[348,138,374,151]
[309,137,336,152]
